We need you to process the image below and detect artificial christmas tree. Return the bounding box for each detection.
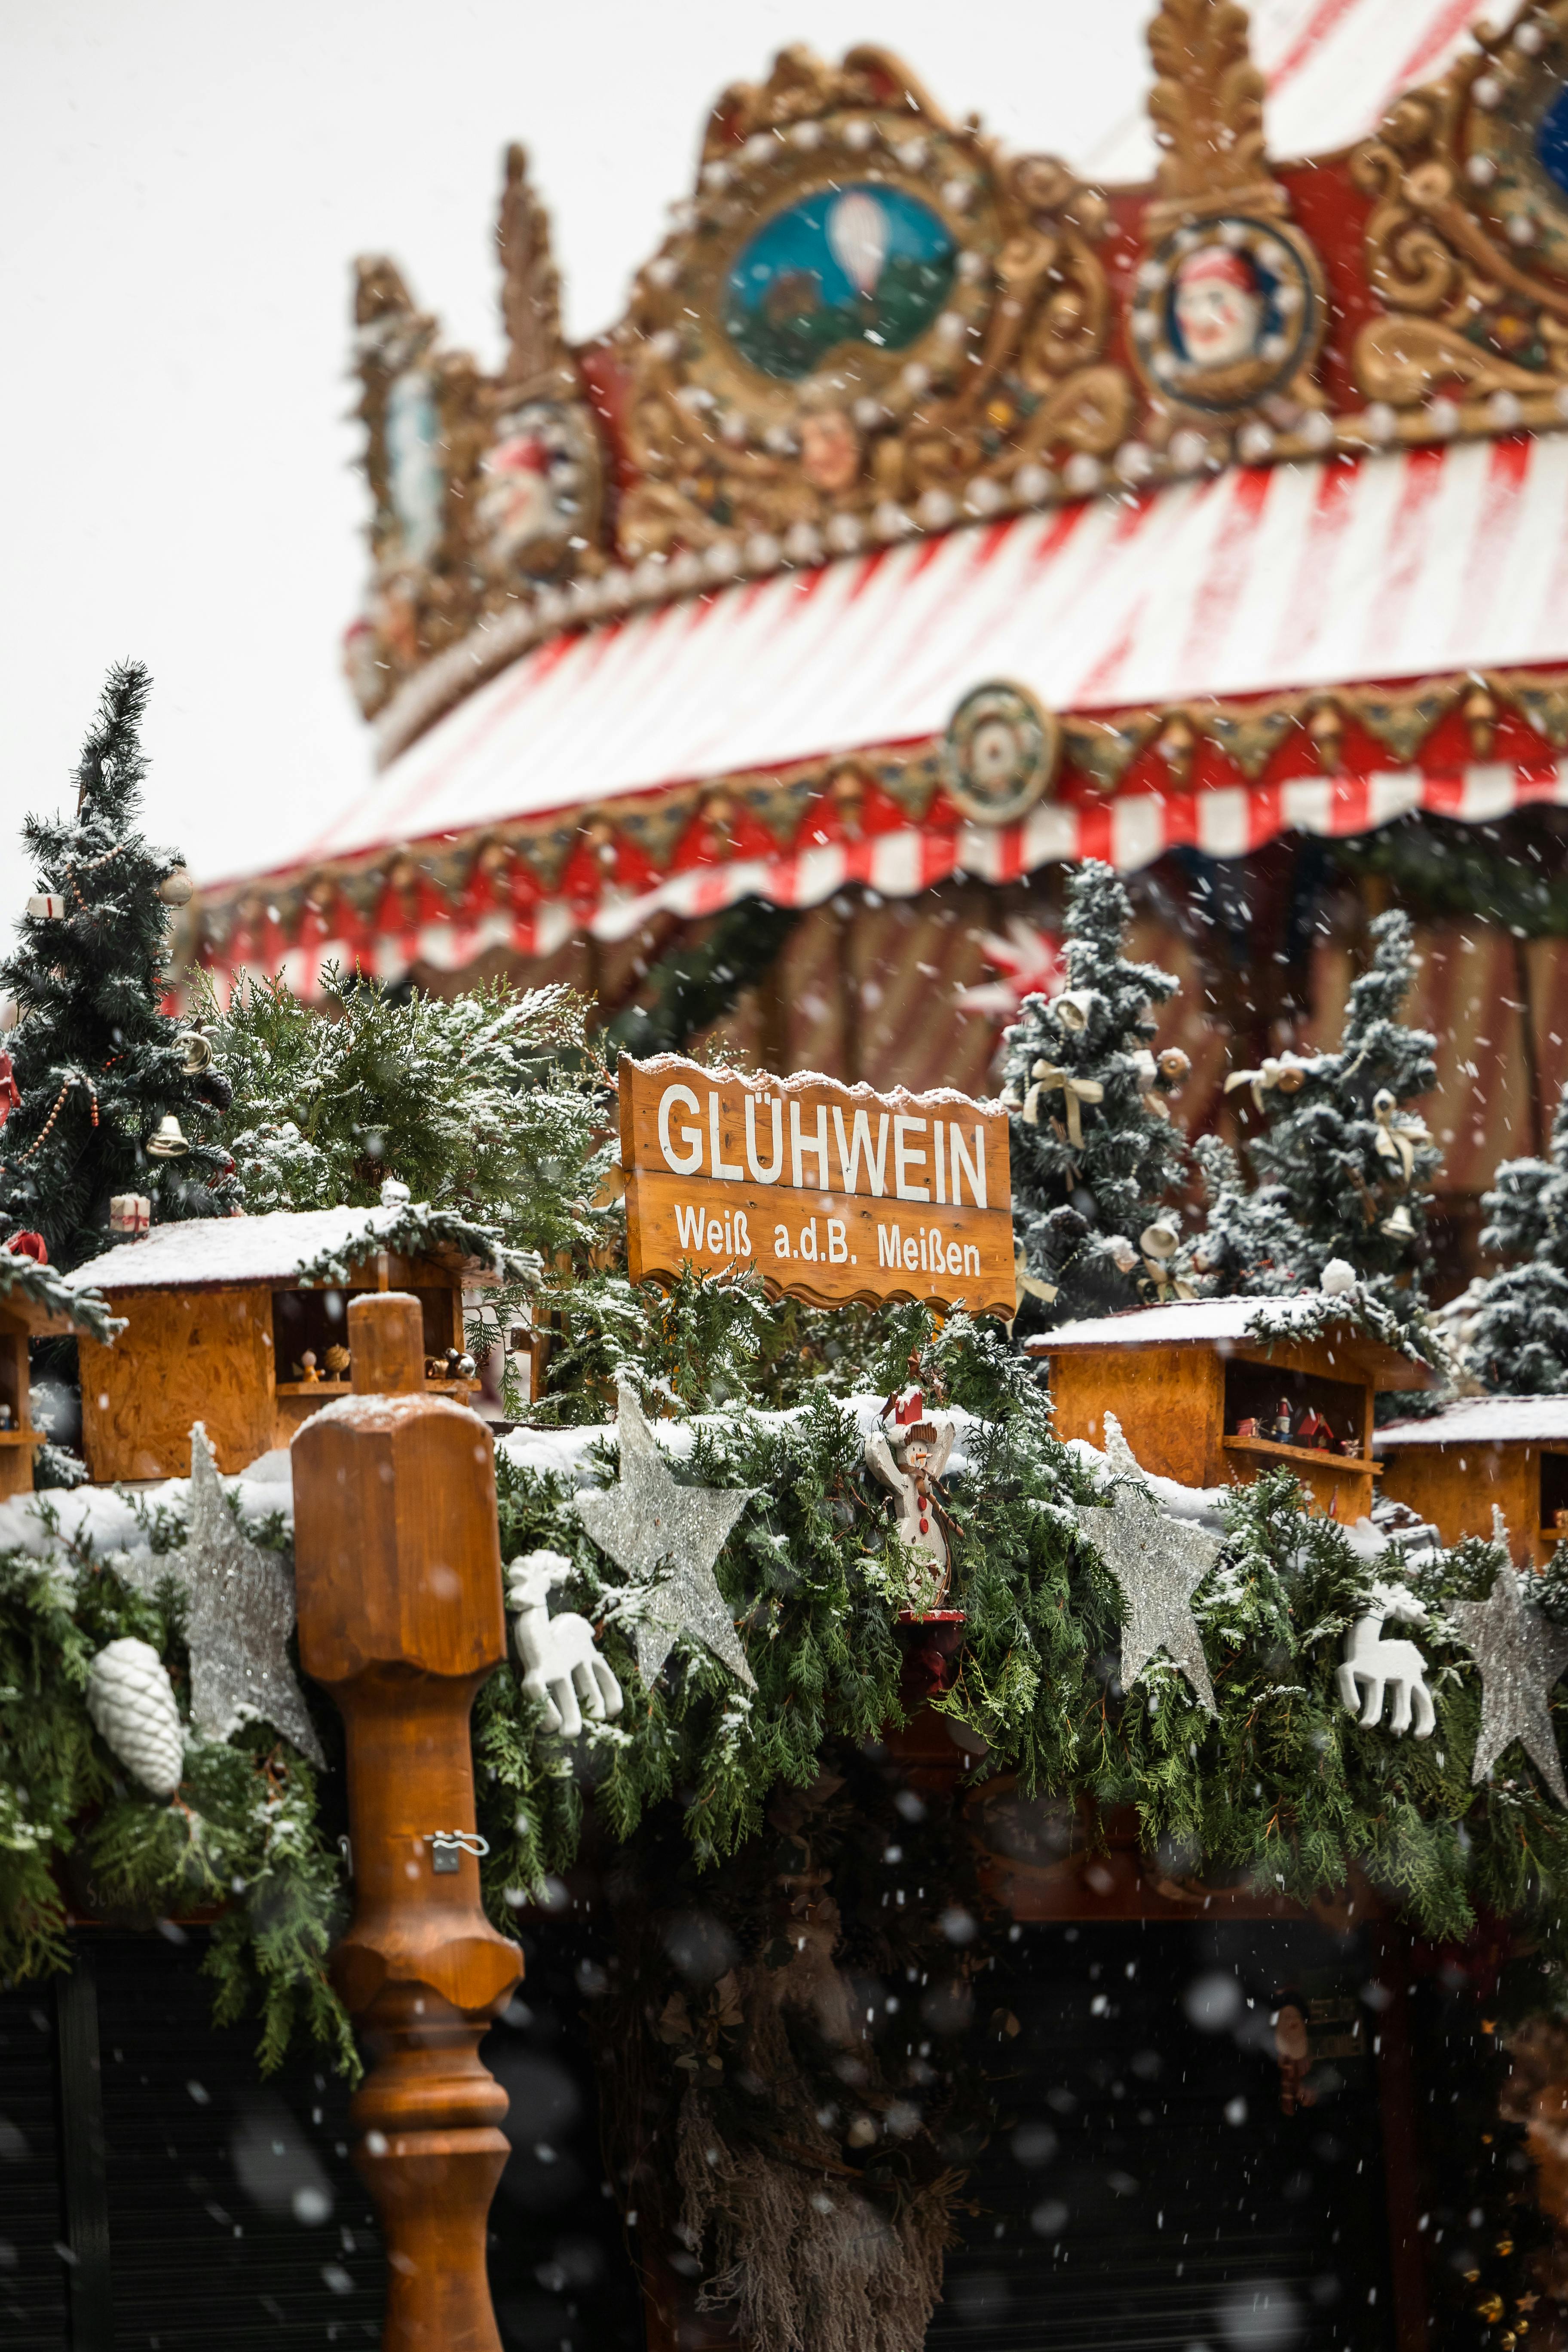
[0,664,237,1268]
[1188,910,1439,1337]
[1000,860,1188,1329]
[1467,1085,1568,1395]
[1181,1133,1311,1296]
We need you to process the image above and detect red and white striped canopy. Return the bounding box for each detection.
[217,430,1568,991]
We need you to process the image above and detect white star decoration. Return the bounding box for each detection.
[119,1424,325,1765]
[1071,1414,1222,1716]
[1450,1515,1568,1806]
[572,1381,758,1690]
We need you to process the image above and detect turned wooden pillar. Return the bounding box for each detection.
[293,1291,521,2352]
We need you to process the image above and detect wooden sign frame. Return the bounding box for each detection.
[619,1055,1015,1320]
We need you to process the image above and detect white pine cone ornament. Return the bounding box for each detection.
[86,1637,184,1798]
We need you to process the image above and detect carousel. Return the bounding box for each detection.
[192,0,1568,1277]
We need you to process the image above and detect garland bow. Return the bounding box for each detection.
[1023,1060,1103,1147]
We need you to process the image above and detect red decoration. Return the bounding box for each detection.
[0,1053,18,1130]
[5,1231,48,1263]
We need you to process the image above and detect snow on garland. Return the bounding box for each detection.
[8,1309,1568,2084]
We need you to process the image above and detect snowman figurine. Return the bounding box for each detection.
[864,1354,956,1614]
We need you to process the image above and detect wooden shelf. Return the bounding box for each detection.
[276,1378,473,1399]
[1223,1434,1380,1478]
[0,1428,43,1446]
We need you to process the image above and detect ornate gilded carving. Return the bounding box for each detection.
[340,20,1568,765]
[612,46,1130,564]
[347,153,603,722]
[481,146,603,591]
[1351,4,1568,417]
[347,259,491,720]
[1146,0,1278,230]
[1130,2,1326,434]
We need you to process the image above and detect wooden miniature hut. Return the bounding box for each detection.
[0,1258,112,1501]
[1376,1396,1568,1568]
[1028,1296,1435,1521]
[62,1207,495,1482]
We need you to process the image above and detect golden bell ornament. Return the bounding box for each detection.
[178,1031,214,1074]
[1139,1218,1181,1260]
[156,866,194,907]
[1381,1202,1415,1240]
[146,1115,191,1159]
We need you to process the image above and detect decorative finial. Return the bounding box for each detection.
[1145,0,1281,231]
[496,144,577,402]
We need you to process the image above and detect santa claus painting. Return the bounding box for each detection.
[1170,242,1265,371]
[480,399,595,571]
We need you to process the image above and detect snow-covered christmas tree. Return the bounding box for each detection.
[0,665,239,1268]
[1466,1086,1568,1393]
[1190,909,1439,1332]
[1001,860,1188,1328]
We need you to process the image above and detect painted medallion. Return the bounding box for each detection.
[722,182,956,381]
[943,681,1060,827]
[1129,216,1323,415]
[1464,33,1568,282]
[384,370,446,566]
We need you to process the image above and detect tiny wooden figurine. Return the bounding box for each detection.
[1028,1296,1435,1521]
[1377,1396,1568,1567]
[64,1206,504,1482]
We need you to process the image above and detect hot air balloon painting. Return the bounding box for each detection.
[723,181,956,382]
[827,190,890,301]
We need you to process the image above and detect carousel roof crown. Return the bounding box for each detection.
[203,0,1568,994]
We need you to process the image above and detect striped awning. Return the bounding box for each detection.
[202,432,1568,992]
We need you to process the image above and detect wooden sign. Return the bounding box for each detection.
[619,1055,1015,1320]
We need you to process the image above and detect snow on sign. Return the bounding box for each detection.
[619,1055,1015,1320]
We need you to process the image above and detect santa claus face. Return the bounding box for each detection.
[480,401,588,564]
[1173,248,1262,369]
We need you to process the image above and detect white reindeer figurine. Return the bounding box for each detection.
[1335,1579,1434,1739]
[505,1549,624,1740]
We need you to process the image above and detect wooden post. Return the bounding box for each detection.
[293,1291,521,2352]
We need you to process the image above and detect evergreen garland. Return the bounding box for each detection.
[0,665,239,1267]
[0,1499,350,2073]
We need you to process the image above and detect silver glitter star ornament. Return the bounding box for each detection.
[1450,1517,1568,1804]
[1071,1414,1222,1716]
[119,1424,325,1765]
[572,1381,758,1690]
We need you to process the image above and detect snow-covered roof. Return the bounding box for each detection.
[1376,1396,1568,1449]
[1026,1296,1338,1351]
[62,1206,451,1295]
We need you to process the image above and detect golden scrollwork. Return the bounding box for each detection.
[612,45,1132,565]
[1351,4,1568,413]
[1145,0,1279,231]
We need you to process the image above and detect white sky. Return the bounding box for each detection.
[0,0,1476,910]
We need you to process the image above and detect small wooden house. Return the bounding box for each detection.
[1377,1396,1568,1567]
[0,1258,111,1501]
[64,1207,496,1482]
[1027,1297,1436,1521]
